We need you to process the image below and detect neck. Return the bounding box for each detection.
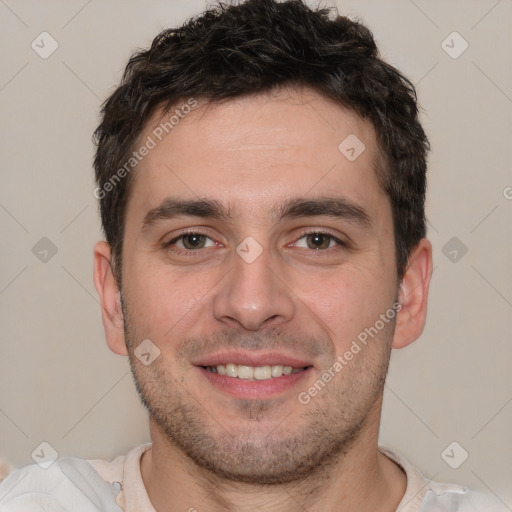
[140,402,407,512]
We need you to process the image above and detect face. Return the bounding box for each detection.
[115,87,401,484]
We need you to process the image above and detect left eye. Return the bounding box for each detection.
[294,233,343,250]
[170,233,216,250]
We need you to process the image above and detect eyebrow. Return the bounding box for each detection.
[141,195,373,232]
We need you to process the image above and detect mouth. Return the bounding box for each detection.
[194,352,314,399]
[202,364,309,380]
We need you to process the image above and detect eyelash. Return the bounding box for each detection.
[164,228,347,255]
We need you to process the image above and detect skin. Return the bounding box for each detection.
[94,86,432,512]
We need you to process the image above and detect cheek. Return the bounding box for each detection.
[298,266,395,347]
[123,261,218,340]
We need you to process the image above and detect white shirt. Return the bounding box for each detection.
[0,444,505,511]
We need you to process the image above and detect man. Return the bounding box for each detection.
[0,0,504,510]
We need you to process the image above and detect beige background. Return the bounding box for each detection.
[1,0,511,505]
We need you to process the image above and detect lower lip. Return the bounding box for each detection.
[197,367,312,399]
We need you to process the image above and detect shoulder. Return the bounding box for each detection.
[379,446,508,512]
[421,485,509,511]
[0,456,124,512]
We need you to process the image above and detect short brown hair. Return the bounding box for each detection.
[93,0,429,285]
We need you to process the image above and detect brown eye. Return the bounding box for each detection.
[181,234,207,249]
[294,232,344,250]
[166,232,216,252]
[305,233,332,250]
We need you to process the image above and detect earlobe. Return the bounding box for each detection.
[392,238,433,350]
[93,241,128,356]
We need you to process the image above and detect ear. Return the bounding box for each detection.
[392,238,433,349]
[93,241,127,356]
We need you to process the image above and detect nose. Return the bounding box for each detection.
[212,244,296,331]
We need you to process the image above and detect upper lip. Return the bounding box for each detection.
[192,351,313,369]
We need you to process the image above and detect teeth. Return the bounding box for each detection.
[226,364,237,378]
[237,365,254,380]
[254,366,271,380]
[271,365,283,377]
[206,364,303,380]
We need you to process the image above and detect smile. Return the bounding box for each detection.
[203,364,308,380]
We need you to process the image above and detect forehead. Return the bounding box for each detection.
[126,87,388,225]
